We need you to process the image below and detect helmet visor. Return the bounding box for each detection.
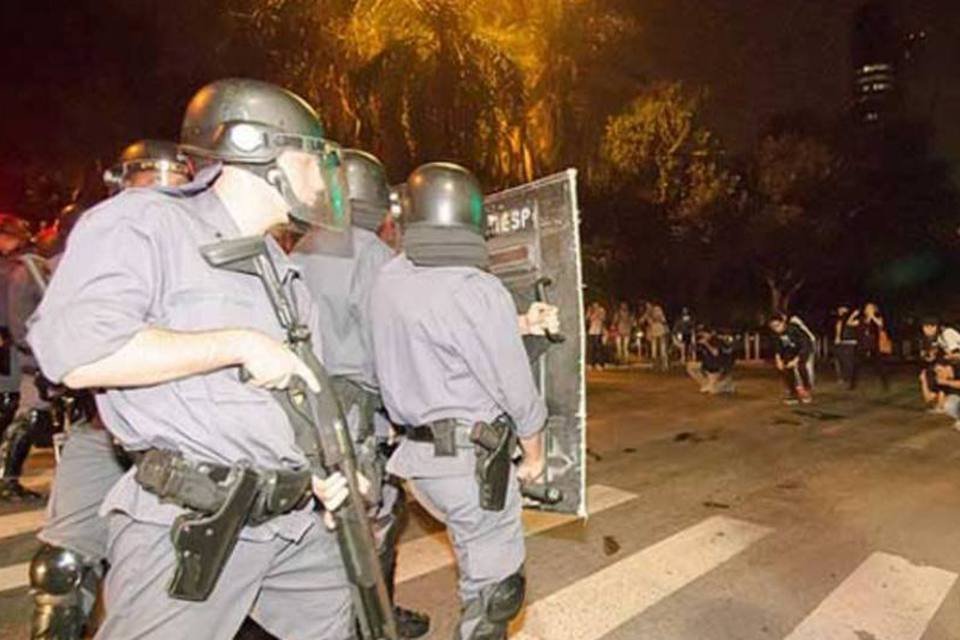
[272,140,351,233]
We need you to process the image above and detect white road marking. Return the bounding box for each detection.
[512,515,773,640]
[20,470,53,492]
[0,563,29,592]
[784,552,957,640]
[396,484,636,584]
[0,509,44,540]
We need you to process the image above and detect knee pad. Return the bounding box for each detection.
[28,545,92,639]
[29,545,86,597]
[483,570,526,624]
[461,569,526,640]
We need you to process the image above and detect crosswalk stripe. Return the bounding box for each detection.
[21,470,53,492]
[784,552,957,640]
[512,515,773,640]
[0,484,636,593]
[0,563,29,592]
[0,509,44,540]
[395,484,637,584]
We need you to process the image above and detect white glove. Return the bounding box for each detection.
[239,331,320,392]
[521,302,561,336]
[312,472,372,530]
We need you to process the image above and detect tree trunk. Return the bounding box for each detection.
[764,272,805,314]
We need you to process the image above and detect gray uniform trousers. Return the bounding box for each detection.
[96,514,354,640]
[407,464,524,639]
[40,423,124,561]
[38,422,125,618]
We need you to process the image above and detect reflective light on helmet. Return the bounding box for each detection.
[330,182,345,222]
[229,124,266,153]
[470,192,485,228]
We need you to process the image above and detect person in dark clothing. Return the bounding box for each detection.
[716,329,737,377]
[920,348,945,413]
[686,327,736,394]
[850,302,890,391]
[833,305,858,387]
[769,313,815,404]
[673,307,696,363]
[586,302,607,370]
[921,318,960,361]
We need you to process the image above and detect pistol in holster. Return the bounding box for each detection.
[167,464,259,601]
[134,449,310,601]
[470,414,517,512]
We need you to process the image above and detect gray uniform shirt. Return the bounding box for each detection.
[291,226,393,391]
[0,257,23,391]
[27,168,324,542]
[8,254,51,377]
[370,255,547,478]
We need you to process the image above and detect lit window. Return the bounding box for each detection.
[868,63,891,73]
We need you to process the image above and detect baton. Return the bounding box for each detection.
[521,483,564,505]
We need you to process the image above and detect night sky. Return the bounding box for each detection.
[1,0,957,211]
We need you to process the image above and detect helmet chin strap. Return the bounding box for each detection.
[265,165,314,226]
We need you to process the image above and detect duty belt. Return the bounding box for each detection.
[395,419,476,457]
[133,449,312,526]
[399,415,518,511]
[132,449,314,601]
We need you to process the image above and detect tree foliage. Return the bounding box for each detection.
[747,132,844,311]
[600,83,743,240]
[227,0,634,186]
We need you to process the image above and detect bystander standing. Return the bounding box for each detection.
[613,302,635,364]
[587,301,607,370]
[644,302,669,371]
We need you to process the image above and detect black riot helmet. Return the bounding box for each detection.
[404,163,485,236]
[402,163,488,269]
[0,214,31,244]
[179,78,350,231]
[103,139,191,194]
[36,203,85,257]
[342,149,390,232]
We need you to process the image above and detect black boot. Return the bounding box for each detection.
[394,605,430,639]
[0,391,20,437]
[0,413,44,503]
[0,478,43,502]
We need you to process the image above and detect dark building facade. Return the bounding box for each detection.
[851,2,900,125]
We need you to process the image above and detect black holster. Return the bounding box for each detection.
[168,465,259,601]
[134,449,311,601]
[470,415,516,512]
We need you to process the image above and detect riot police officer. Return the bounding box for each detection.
[0,208,74,504]
[27,79,360,639]
[102,139,191,194]
[370,163,548,639]
[0,213,31,443]
[290,148,430,638]
[24,143,191,640]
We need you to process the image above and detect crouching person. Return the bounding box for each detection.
[686,327,736,395]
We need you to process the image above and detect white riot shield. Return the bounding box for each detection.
[485,169,587,517]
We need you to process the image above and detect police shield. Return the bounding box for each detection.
[485,169,587,517]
